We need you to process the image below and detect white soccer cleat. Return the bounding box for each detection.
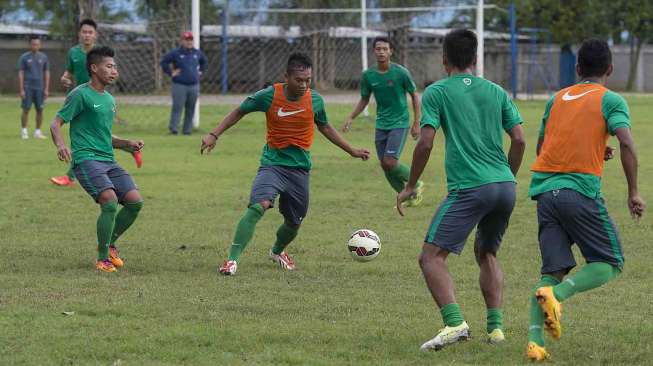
[420,321,471,351]
[21,130,29,139]
[269,249,296,270]
[218,260,237,275]
[33,130,47,139]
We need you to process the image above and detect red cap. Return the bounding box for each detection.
[182,31,193,40]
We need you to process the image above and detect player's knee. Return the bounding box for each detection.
[258,201,272,210]
[284,219,301,230]
[380,157,397,171]
[98,189,118,204]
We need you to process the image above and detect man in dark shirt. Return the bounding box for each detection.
[18,35,50,139]
[160,31,207,135]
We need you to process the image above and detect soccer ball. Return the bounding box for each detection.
[347,229,381,262]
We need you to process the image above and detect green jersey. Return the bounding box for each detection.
[528,85,631,199]
[57,84,116,164]
[239,85,328,170]
[361,63,417,130]
[421,73,523,191]
[66,45,91,85]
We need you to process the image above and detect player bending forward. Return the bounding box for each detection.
[201,53,370,275]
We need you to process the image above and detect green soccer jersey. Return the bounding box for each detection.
[57,84,116,164]
[239,85,328,170]
[528,84,631,199]
[66,45,91,85]
[361,63,417,130]
[421,73,523,191]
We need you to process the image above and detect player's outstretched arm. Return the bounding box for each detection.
[317,123,369,160]
[112,135,144,152]
[615,127,645,219]
[506,124,526,176]
[409,92,421,140]
[50,116,71,163]
[397,126,435,216]
[341,97,370,132]
[200,107,247,154]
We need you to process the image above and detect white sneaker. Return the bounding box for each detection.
[269,249,296,270]
[21,130,29,139]
[420,321,471,351]
[34,130,47,139]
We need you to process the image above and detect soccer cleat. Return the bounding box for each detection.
[536,287,562,340]
[526,341,550,362]
[219,260,238,275]
[109,246,124,268]
[405,181,425,207]
[132,150,143,168]
[95,259,117,273]
[34,130,47,139]
[50,175,74,186]
[269,250,296,270]
[420,321,471,351]
[487,328,505,344]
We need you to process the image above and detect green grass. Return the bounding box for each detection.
[1,96,652,365]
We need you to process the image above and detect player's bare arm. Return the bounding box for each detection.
[397,126,435,216]
[18,70,25,99]
[410,91,421,140]
[112,135,144,152]
[50,116,71,162]
[317,123,369,160]
[614,127,645,218]
[44,69,50,99]
[506,124,526,176]
[200,107,247,154]
[341,97,370,132]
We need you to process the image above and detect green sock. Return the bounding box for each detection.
[384,163,410,193]
[487,308,503,333]
[553,262,620,302]
[228,204,265,262]
[528,275,560,346]
[440,303,464,327]
[97,201,118,260]
[271,222,299,255]
[67,165,76,181]
[110,201,143,245]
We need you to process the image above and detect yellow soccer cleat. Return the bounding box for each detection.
[536,286,562,340]
[96,259,117,273]
[109,246,124,268]
[487,328,505,344]
[405,181,425,207]
[526,341,550,362]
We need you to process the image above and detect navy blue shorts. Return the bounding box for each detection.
[21,88,44,110]
[375,128,409,160]
[424,182,516,255]
[536,189,624,274]
[249,165,309,225]
[74,160,137,202]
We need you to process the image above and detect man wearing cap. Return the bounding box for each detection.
[160,31,207,135]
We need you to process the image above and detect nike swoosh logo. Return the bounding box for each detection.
[277,108,305,117]
[93,104,102,108]
[562,89,599,101]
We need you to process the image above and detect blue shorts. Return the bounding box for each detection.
[249,165,309,225]
[424,182,516,255]
[21,88,44,110]
[536,189,624,273]
[74,160,137,202]
[375,128,409,160]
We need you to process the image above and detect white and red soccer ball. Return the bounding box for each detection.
[347,229,381,262]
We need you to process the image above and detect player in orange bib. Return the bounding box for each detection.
[525,39,645,361]
[201,53,370,275]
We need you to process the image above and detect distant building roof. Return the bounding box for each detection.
[0,23,48,35]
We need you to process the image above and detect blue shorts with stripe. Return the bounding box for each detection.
[249,165,309,225]
[536,189,624,274]
[424,182,516,255]
[74,160,137,202]
[375,128,409,161]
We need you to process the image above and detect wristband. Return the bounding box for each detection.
[209,132,219,139]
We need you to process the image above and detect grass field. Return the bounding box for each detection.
[1,96,652,365]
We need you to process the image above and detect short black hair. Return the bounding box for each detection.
[86,46,114,75]
[79,18,97,30]
[372,36,392,49]
[28,35,41,42]
[287,52,312,75]
[578,39,612,78]
[443,29,477,70]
